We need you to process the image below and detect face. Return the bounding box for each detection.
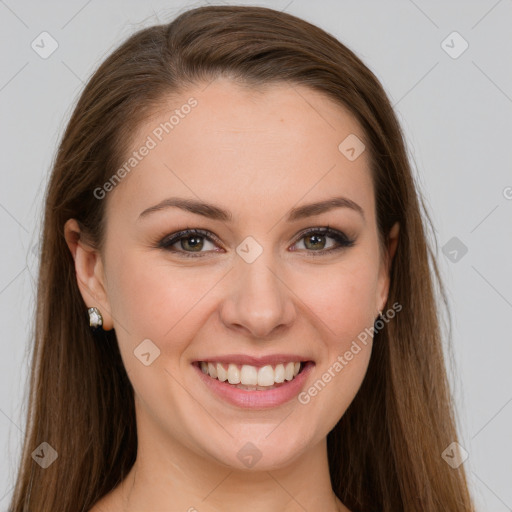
[68,78,397,471]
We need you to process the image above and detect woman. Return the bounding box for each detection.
[9,5,474,511]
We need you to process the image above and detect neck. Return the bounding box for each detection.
[113,417,348,512]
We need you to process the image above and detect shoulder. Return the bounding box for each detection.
[87,490,120,512]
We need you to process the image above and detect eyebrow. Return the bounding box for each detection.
[138,196,365,222]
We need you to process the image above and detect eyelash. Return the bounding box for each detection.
[157,226,355,258]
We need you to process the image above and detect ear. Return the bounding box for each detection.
[63,218,114,330]
[376,221,400,312]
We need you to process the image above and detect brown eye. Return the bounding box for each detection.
[292,227,355,255]
[178,235,205,252]
[158,229,220,257]
[303,233,328,250]
[157,226,355,259]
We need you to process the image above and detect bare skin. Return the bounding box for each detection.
[65,78,399,512]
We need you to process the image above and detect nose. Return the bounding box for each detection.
[219,250,296,339]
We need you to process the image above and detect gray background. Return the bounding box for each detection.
[1,0,511,510]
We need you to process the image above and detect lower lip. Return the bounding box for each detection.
[192,362,315,409]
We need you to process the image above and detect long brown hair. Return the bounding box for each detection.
[9,5,474,511]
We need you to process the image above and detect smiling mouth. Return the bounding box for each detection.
[194,361,310,390]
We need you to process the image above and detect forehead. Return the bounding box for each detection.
[106,78,374,224]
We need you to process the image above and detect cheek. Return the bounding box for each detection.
[106,249,226,349]
[297,265,376,426]
[106,252,213,413]
[108,254,178,337]
[292,258,379,342]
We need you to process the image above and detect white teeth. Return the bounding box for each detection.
[240,365,258,385]
[217,363,228,382]
[285,362,296,381]
[200,361,304,387]
[274,364,285,383]
[235,383,279,391]
[257,365,275,386]
[227,364,241,384]
[207,362,217,379]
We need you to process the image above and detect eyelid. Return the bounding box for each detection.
[157,228,224,255]
[290,226,355,256]
[157,226,355,257]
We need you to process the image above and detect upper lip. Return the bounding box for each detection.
[193,353,314,367]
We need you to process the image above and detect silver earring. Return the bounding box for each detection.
[374,309,384,333]
[88,307,103,328]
